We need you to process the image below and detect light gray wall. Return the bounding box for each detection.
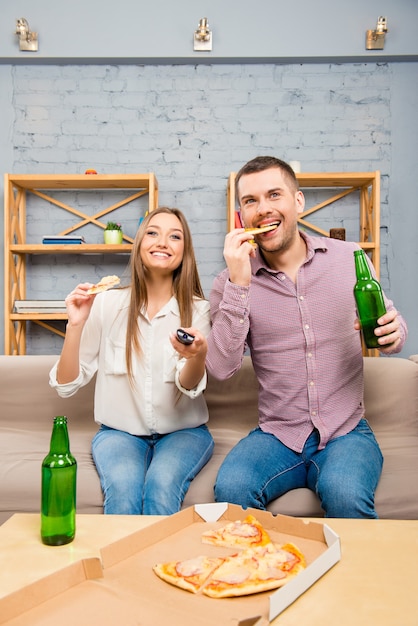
[1,1,417,356]
[388,64,418,356]
[1,0,417,62]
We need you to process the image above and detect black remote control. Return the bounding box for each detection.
[176,329,195,345]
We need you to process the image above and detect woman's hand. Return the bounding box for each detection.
[65,283,96,328]
[57,283,96,384]
[170,327,207,361]
[170,328,208,391]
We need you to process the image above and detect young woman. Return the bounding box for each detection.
[49,207,213,515]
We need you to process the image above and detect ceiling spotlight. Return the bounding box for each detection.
[366,16,388,50]
[15,18,38,52]
[194,18,212,52]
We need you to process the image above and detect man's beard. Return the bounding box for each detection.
[258,223,298,256]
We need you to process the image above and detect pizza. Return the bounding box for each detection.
[244,224,278,247]
[244,224,278,235]
[201,514,272,549]
[152,516,307,598]
[152,555,224,594]
[202,542,306,598]
[153,542,306,598]
[87,275,120,294]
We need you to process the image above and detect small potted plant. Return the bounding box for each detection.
[104,221,123,244]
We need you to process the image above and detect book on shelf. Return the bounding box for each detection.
[42,235,85,244]
[14,300,67,313]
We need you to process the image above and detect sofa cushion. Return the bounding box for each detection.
[0,356,102,523]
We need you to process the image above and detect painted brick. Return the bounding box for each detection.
[10,62,392,353]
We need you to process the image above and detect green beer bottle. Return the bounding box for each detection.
[353,249,386,349]
[41,416,77,546]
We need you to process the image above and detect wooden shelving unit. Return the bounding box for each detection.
[227,171,381,276]
[4,173,159,355]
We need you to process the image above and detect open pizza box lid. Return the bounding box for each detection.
[0,503,341,625]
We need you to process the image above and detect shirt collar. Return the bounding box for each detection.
[141,295,179,320]
[251,231,329,275]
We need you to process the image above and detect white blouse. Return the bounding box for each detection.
[49,288,211,436]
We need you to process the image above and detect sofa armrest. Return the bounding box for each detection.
[363,356,418,433]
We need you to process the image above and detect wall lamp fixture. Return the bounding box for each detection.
[15,18,38,52]
[194,18,212,51]
[366,16,388,50]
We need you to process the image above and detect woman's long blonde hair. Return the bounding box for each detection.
[125,207,205,381]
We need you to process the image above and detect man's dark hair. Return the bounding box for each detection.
[235,156,299,199]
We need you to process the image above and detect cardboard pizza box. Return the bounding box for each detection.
[0,504,341,625]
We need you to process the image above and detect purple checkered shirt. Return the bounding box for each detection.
[206,233,407,452]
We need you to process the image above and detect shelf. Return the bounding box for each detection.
[9,244,133,254]
[4,173,158,355]
[6,173,157,191]
[10,313,68,320]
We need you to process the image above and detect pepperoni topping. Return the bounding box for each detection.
[176,556,205,577]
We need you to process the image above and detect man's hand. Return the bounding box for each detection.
[223,228,257,287]
[355,308,402,352]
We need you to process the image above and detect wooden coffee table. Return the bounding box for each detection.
[0,514,417,625]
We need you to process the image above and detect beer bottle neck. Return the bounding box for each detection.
[49,416,70,454]
[354,250,372,281]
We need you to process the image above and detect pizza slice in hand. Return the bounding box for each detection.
[87,275,120,294]
[201,514,273,549]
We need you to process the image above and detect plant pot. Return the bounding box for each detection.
[104,230,123,244]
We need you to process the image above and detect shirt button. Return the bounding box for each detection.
[239,319,244,324]
[305,324,309,330]
[299,295,304,300]
[311,411,317,416]
[281,275,286,281]
[308,352,313,358]
[310,381,315,386]
[240,294,245,299]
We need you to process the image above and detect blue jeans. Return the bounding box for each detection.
[92,424,214,515]
[215,419,383,518]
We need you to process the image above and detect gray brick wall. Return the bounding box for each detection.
[11,62,392,353]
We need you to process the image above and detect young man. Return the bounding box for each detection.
[206,156,407,518]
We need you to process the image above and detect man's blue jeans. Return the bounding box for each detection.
[214,419,383,518]
[92,424,214,515]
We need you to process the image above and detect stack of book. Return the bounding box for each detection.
[42,235,85,244]
[14,300,67,314]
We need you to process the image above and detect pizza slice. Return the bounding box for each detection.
[201,514,272,549]
[202,542,306,599]
[267,542,306,573]
[244,223,279,247]
[152,555,225,594]
[244,224,278,235]
[87,274,120,294]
